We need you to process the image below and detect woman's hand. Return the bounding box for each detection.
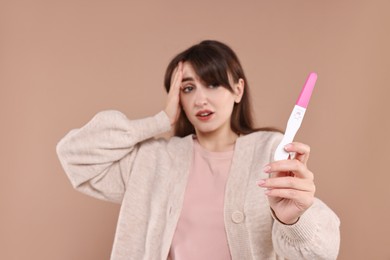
[258,142,315,225]
[164,61,183,126]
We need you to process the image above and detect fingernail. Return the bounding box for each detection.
[263,165,271,173]
[257,179,266,186]
[284,144,292,151]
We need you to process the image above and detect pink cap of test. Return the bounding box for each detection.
[296,72,317,108]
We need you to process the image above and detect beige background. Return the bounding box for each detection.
[1,0,389,259]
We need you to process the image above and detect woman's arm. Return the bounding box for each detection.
[271,198,340,259]
[56,110,171,203]
[258,142,340,258]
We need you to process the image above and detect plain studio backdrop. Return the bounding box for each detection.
[1,1,389,259]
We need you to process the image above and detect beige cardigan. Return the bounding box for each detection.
[56,110,340,260]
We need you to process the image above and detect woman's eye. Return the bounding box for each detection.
[182,86,194,93]
[208,83,220,89]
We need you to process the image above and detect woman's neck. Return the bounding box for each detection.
[194,128,239,152]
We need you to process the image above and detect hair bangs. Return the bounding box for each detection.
[185,47,233,91]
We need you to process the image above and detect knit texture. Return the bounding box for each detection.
[57,110,340,260]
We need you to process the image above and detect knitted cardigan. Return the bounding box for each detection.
[56,110,340,260]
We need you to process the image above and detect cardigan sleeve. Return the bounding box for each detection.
[266,132,341,259]
[271,198,341,259]
[56,110,171,203]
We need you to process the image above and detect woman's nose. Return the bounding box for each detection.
[194,88,208,107]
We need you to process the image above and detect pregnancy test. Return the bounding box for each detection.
[273,72,317,161]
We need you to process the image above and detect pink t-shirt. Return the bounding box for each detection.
[169,138,234,260]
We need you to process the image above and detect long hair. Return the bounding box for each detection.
[164,40,279,137]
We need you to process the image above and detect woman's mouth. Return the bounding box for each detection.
[196,110,214,121]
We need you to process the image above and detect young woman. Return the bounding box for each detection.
[57,40,340,259]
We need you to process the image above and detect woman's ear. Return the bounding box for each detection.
[234,78,245,103]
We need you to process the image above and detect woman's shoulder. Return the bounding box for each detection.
[233,130,282,163]
[144,134,193,154]
[240,130,283,143]
[237,130,283,156]
[165,134,193,149]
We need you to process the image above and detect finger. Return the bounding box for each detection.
[171,64,183,98]
[284,142,310,164]
[264,160,314,180]
[264,189,314,208]
[170,61,183,94]
[170,62,180,86]
[164,62,183,125]
[258,176,315,193]
[265,168,293,179]
[265,189,314,210]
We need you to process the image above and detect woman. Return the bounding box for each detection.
[57,40,340,259]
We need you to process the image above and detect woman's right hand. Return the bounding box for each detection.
[164,61,183,126]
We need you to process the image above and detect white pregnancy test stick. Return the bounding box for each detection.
[273,72,317,161]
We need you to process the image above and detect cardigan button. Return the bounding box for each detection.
[231,211,245,223]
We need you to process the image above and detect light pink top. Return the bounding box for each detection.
[169,138,234,260]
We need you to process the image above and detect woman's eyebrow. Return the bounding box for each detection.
[181,77,194,83]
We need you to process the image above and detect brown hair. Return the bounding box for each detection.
[164,40,279,137]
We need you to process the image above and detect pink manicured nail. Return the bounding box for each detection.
[284,144,292,151]
[257,179,266,186]
[263,165,271,173]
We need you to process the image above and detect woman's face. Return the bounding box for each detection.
[179,62,244,136]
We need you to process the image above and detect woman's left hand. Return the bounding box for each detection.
[258,142,316,225]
